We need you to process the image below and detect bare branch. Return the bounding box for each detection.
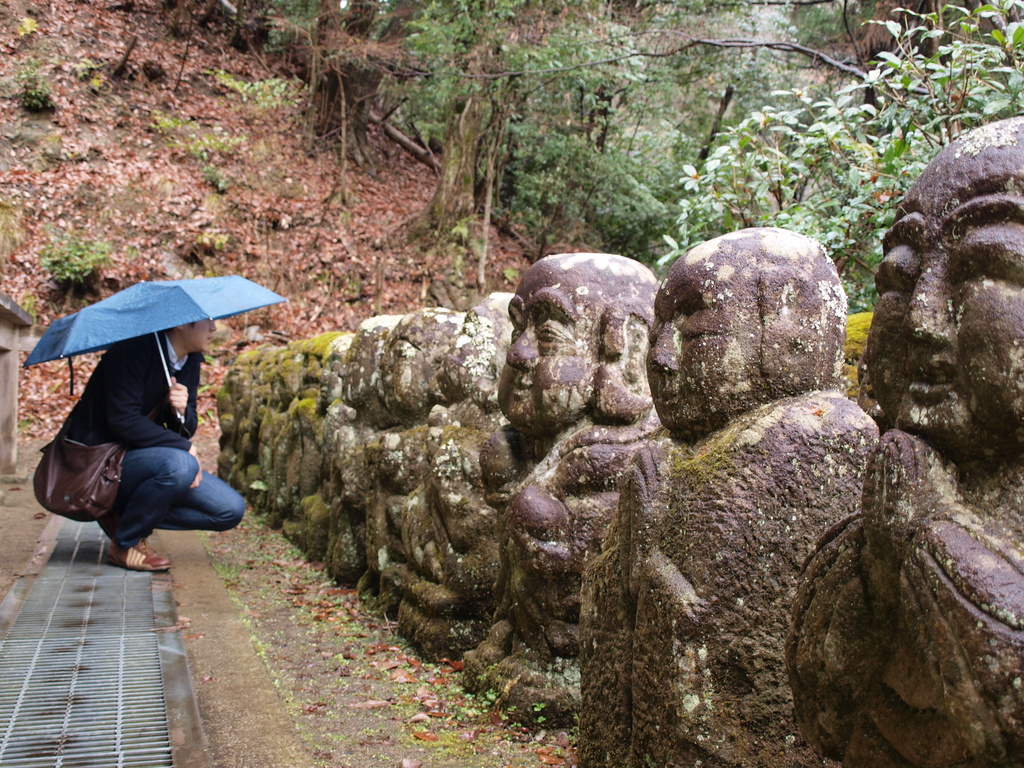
[462,37,867,81]
[691,38,867,79]
[367,108,442,174]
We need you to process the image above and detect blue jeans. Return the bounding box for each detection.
[111,446,245,549]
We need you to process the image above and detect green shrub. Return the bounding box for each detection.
[211,70,301,110]
[40,231,112,286]
[182,132,246,162]
[16,62,54,111]
[202,164,230,193]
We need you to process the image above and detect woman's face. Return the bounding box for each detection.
[866,148,1024,459]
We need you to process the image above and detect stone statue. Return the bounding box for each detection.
[462,253,661,726]
[361,307,465,605]
[397,294,514,658]
[788,117,1024,767]
[579,228,878,767]
[319,317,402,583]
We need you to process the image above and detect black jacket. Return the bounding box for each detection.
[67,333,200,451]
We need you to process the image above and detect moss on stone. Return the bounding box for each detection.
[844,312,873,364]
[668,422,742,496]
[305,331,343,361]
[291,397,319,424]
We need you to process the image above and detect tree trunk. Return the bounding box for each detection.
[425,94,486,233]
[305,0,381,168]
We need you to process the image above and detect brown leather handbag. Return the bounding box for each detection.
[33,419,125,522]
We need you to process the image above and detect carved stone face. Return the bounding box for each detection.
[865,117,1024,458]
[435,293,513,409]
[379,308,465,424]
[498,253,658,439]
[649,228,845,441]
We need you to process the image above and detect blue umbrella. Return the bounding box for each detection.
[24,275,286,366]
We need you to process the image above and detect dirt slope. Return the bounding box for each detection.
[0,0,527,437]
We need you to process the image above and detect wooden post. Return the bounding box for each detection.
[0,292,32,477]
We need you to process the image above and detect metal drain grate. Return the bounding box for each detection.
[0,520,178,768]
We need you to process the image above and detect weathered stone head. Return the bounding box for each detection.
[865,116,1024,462]
[498,252,658,440]
[788,117,1024,768]
[396,295,515,659]
[341,315,404,429]
[649,227,846,442]
[435,293,514,412]
[378,307,465,425]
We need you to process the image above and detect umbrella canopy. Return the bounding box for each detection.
[24,276,286,366]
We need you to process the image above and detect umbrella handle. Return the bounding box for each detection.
[154,332,185,424]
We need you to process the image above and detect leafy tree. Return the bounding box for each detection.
[663,0,1024,310]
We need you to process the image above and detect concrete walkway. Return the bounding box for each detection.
[0,446,316,768]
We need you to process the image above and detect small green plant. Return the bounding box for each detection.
[17,292,36,321]
[72,58,103,81]
[183,131,246,162]
[150,110,189,134]
[16,62,54,111]
[202,165,230,193]
[39,230,112,286]
[211,69,301,110]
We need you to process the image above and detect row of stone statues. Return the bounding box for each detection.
[216,117,1024,767]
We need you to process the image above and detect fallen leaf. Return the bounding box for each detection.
[392,669,417,683]
[407,713,429,724]
[537,753,564,766]
[401,759,423,768]
[412,730,438,742]
[348,699,392,709]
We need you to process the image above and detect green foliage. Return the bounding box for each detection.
[150,111,246,162]
[264,0,318,52]
[202,164,230,193]
[505,123,677,261]
[72,58,103,81]
[195,230,230,251]
[182,131,247,162]
[39,230,112,286]
[394,0,715,259]
[150,110,189,134]
[16,61,54,111]
[664,0,1024,310]
[211,70,302,110]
